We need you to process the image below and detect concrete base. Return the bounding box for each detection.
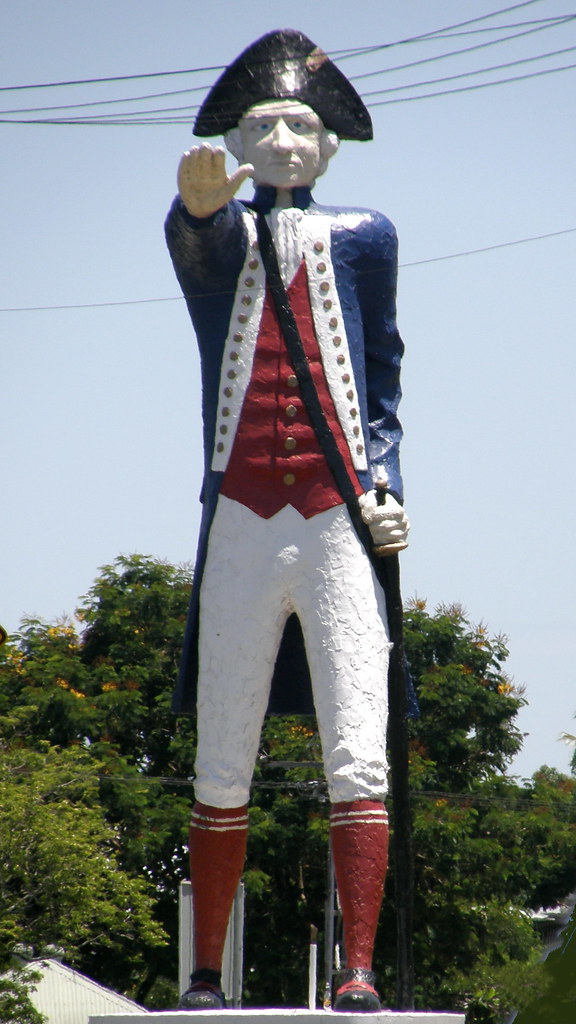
[88,1010,465,1023]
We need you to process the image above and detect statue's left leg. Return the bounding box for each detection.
[294,506,391,1010]
[330,801,389,1011]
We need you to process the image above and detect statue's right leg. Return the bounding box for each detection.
[178,803,249,1010]
[179,497,289,1009]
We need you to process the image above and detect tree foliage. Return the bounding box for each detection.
[0,556,195,1007]
[1,558,576,1022]
[0,966,46,1024]
[0,744,166,990]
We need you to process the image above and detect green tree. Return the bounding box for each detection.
[0,744,166,999]
[2,561,576,1021]
[395,603,576,1022]
[0,556,196,1006]
[0,966,46,1024]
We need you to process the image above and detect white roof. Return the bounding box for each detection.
[26,958,145,1023]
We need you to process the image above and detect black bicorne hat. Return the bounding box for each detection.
[194,29,373,141]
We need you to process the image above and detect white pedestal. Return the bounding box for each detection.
[88,1009,465,1023]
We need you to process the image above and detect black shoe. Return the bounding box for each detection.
[178,968,227,1011]
[333,968,381,1012]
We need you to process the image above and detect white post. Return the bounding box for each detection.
[308,925,318,1009]
[179,879,245,1007]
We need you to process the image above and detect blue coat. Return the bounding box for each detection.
[165,185,404,714]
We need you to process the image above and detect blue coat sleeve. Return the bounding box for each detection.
[357,213,404,502]
[330,207,404,502]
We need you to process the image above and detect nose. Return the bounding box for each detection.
[269,119,294,154]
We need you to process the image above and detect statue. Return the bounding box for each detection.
[165,29,409,1012]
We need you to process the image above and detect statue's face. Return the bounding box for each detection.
[237,99,333,188]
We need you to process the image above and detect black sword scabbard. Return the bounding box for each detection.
[256,212,414,1009]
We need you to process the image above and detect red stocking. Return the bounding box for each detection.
[189,802,249,972]
[330,800,389,969]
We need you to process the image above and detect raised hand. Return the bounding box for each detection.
[177,144,254,218]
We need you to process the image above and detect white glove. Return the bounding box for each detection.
[358,490,410,553]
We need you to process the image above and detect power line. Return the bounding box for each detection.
[2,15,570,118]
[5,20,572,122]
[2,227,574,314]
[0,1,551,95]
[3,49,573,125]
[350,16,576,83]
[401,227,576,268]
[363,42,576,100]
[370,58,576,107]
[40,769,576,812]
[4,49,573,127]
[0,82,211,118]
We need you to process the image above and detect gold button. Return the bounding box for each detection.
[317,262,327,273]
[342,373,350,383]
[323,299,332,310]
[319,281,330,294]
[233,332,243,343]
[244,276,255,287]
[350,408,358,418]
[332,336,342,347]
[314,241,324,253]
[329,317,338,328]
[283,473,296,486]
[337,354,345,365]
[227,370,237,379]
[287,374,298,388]
[252,241,259,250]
[230,350,239,361]
[222,407,230,416]
[356,444,364,454]
[220,424,228,434]
[224,387,233,397]
[238,313,248,324]
[241,295,252,306]
[347,390,354,401]
[353,425,360,436]
[249,258,259,270]
[216,442,225,452]
[284,437,297,451]
[286,404,297,418]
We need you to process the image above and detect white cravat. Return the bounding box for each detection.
[268,207,304,288]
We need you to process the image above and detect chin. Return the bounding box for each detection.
[271,175,307,189]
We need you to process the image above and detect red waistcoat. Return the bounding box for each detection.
[220,261,363,519]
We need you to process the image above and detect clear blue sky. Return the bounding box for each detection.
[1,0,575,779]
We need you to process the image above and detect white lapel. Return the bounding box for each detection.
[302,214,368,473]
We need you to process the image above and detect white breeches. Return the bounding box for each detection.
[194,496,391,807]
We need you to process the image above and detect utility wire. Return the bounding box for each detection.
[2,227,574,314]
[363,42,576,99]
[4,50,573,127]
[4,20,572,121]
[3,49,574,125]
[369,58,576,106]
[0,0,550,94]
[401,227,576,268]
[58,39,576,121]
[350,15,576,83]
[34,769,576,813]
[2,16,570,117]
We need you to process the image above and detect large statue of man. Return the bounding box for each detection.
[165,29,409,1012]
